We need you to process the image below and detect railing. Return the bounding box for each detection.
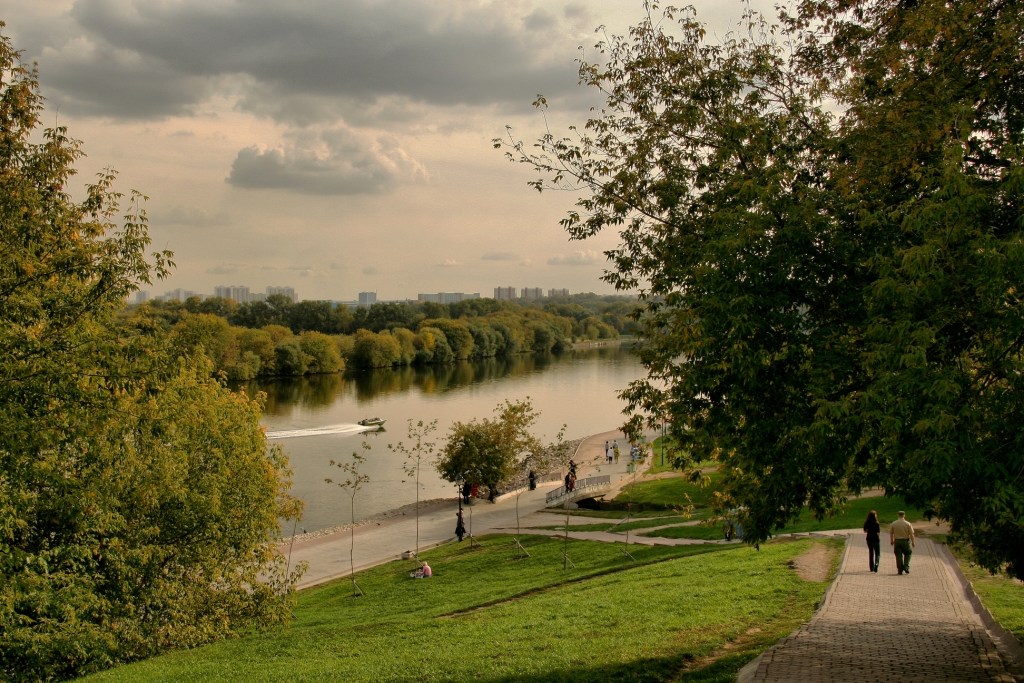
[545,474,612,505]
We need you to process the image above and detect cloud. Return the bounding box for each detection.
[206,263,242,275]
[20,0,584,124]
[437,258,463,267]
[547,249,604,266]
[226,127,427,195]
[481,251,518,261]
[157,204,233,227]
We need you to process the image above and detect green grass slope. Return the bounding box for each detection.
[84,535,838,683]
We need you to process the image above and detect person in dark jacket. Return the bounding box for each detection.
[863,510,881,573]
[455,510,466,542]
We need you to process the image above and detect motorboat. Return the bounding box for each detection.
[357,417,386,427]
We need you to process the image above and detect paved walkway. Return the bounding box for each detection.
[740,534,1024,682]
[282,428,1023,681]
[283,429,635,589]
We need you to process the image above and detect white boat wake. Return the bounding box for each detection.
[265,423,379,440]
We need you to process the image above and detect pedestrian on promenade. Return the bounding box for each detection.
[613,442,620,463]
[863,509,881,572]
[455,510,466,542]
[890,510,916,575]
[528,469,537,490]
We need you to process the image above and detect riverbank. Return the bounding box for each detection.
[282,429,632,589]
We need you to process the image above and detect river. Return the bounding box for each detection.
[250,345,645,533]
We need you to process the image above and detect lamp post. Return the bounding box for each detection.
[661,417,666,467]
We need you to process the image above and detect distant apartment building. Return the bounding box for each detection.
[134,290,149,305]
[520,287,543,301]
[418,292,481,304]
[266,286,297,302]
[214,285,251,303]
[548,288,570,298]
[358,291,377,307]
[158,288,199,302]
[493,286,517,301]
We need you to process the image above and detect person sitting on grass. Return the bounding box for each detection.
[411,561,432,579]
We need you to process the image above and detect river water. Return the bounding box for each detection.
[250,345,645,533]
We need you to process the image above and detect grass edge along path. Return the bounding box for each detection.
[83,536,841,683]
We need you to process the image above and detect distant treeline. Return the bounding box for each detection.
[124,294,640,380]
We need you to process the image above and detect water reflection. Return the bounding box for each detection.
[241,351,588,412]
[250,345,643,533]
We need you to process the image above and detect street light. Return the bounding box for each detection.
[661,417,666,467]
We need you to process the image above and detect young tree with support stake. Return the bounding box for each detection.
[498,0,1024,578]
[389,419,438,559]
[327,442,371,598]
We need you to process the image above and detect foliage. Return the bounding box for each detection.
[274,338,308,376]
[0,29,300,680]
[499,1,1024,577]
[298,330,344,374]
[420,318,475,359]
[644,495,925,541]
[349,328,402,369]
[133,294,624,378]
[436,399,547,500]
[78,537,834,683]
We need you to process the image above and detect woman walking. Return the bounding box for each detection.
[863,510,881,573]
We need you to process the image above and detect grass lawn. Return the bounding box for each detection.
[83,535,838,683]
[641,496,924,541]
[616,472,723,510]
[952,549,1024,644]
[531,515,702,533]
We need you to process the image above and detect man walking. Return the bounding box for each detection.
[890,511,916,575]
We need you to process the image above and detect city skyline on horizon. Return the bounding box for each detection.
[5,1,773,302]
[136,282,587,305]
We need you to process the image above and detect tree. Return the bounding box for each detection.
[499,2,1024,576]
[436,399,544,502]
[274,338,309,376]
[298,330,344,374]
[170,312,238,370]
[326,443,370,598]
[388,420,439,557]
[0,28,301,680]
[349,329,402,369]
[287,299,350,334]
[420,318,475,359]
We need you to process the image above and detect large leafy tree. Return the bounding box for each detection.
[0,28,301,680]
[500,1,1023,576]
[436,399,554,501]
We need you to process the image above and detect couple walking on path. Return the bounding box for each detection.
[863,509,916,575]
[741,532,1023,682]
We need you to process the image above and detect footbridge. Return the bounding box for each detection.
[545,474,612,507]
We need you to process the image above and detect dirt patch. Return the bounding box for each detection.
[789,541,837,582]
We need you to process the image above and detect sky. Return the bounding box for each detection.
[3,0,774,302]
